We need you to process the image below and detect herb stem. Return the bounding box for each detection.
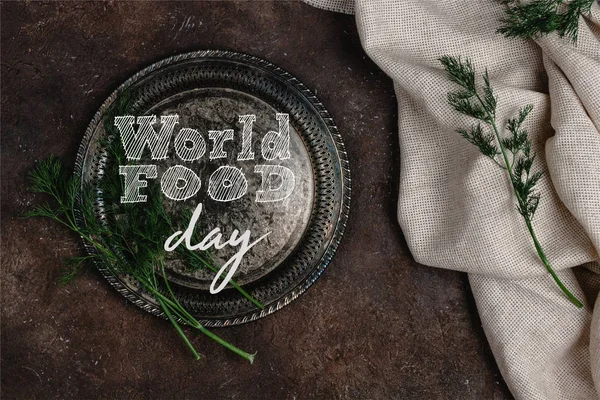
[472,93,583,308]
[46,211,118,264]
[142,277,256,363]
[192,324,256,365]
[158,298,201,360]
[524,218,584,308]
[35,200,259,361]
[187,251,264,310]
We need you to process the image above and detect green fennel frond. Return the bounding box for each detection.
[458,124,500,161]
[60,255,100,285]
[24,90,262,361]
[26,154,258,362]
[439,55,583,308]
[498,0,594,43]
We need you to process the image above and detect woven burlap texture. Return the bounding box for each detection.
[302,0,600,398]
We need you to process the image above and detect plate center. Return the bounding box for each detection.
[143,87,315,289]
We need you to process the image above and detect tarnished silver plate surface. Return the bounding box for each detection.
[75,50,350,327]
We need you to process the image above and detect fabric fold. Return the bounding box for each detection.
[470,271,595,399]
[302,0,600,398]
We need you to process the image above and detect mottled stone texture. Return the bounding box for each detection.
[1,1,512,399]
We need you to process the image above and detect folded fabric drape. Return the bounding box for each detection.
[301,1,600,398]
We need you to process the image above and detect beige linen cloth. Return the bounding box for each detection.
[301,0,600,398]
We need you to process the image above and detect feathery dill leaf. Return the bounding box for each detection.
[26,153,257,363]
[439,55,583,308]
[24,89,262,362]
[458,124,500,161]
[498,0,594,43]
[60,255,99,285]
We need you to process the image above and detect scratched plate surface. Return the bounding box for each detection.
[75,50,350,326]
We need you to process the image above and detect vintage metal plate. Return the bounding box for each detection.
[75,50,350,327]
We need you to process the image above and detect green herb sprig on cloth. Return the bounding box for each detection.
[26,156,258,362]
[498,0,595,42]
[439,55,584,308]
[25,91,263,363]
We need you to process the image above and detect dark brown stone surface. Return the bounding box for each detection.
[1,1,512,399]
